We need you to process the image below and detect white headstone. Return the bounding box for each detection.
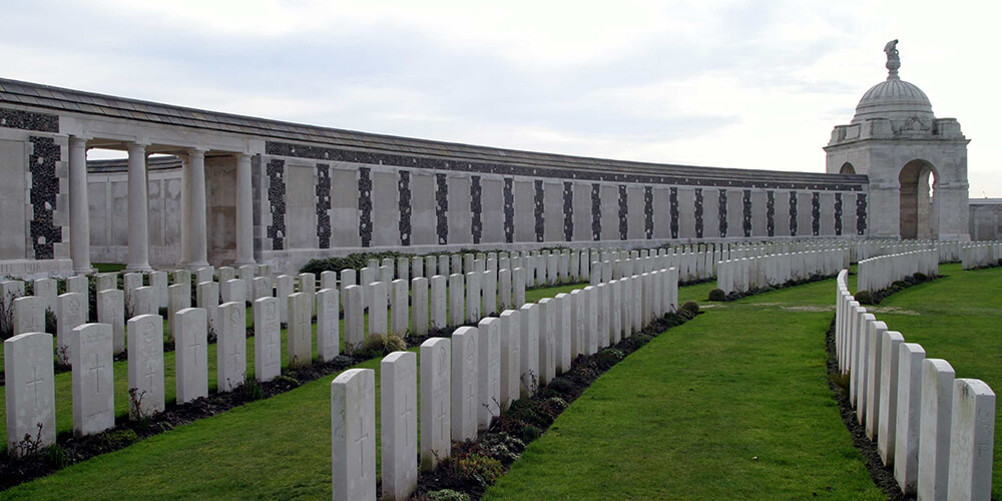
[127,314,165,419]
[331,368,376,501]
[150,271,168,309]
[57,292,86,363]
[380,351,418,501]
[133,286,158,317]
[66,275,90,316]
[917,358,955,501]
[221,279,246,306]
[451,326,479,442]
[252,276,271,301]
[448,274,464,327]
[498,268,512,311]
[95,273,117,293]
[276,274,294,324]
[175,307,208,403]
[390,279,408,337]
[317,288,340,362]
[32,277,57,315]
[420,337,451,471]
[877,331,905,465]
[13,296,46,336]
[195,266,214,285]
[217,301,247,392]
[537,298,557,385]
[253,297,282,383]
[519,303,539,397]
[70,323,115,436]
[368,281,388,337]
[513,267,526,308]
[287,292,313,367]
[431,275,447,331]
[465,271,481,323]
[477,317,501,431]
[299,273,316,316]
[499,309,521,409]
[97,289,125,354]
[196,281,220,339]
[4,332,55,454]
[554,293,572,374]
[321,270,338,291]
[123,273,142,313]
[946,378,996,501]
[167,283,191,342]
[411,277,429,336]
[343,285,364,353]
[894,344,926,494]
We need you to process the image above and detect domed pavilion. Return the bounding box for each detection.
[825,40,970,240]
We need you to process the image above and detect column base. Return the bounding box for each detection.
[186,261,211,271]
[125,264,154,273]
[73,266,96,276]
[233,258,257,266]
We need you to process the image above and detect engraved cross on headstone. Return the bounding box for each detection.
[90,352,106,394]
[27,366,44,407]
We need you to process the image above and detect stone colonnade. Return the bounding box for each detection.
[67,137,255,273]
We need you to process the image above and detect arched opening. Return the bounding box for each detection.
[898,159,937,239]
[839,162,855,174]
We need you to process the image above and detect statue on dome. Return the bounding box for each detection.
[884,39,900,79]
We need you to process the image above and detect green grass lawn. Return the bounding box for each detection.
[864,262,1001,499]
[2,268,997,499]
[486,277,884,500]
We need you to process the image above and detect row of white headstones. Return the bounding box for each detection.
[961,242,1002,270]
[856,249,940,293]
[715,248,848,295]
[330,266,681,501]
[835,269,995,501]
[0,249,678,458]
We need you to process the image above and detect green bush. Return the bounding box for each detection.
[300,251,413,276]
[454,453,504,487]
[708,288,726,301]
[356,333,406,359]
[913,272,929,282]
[854,290,874,305]
[421,489,471,501]
[679,300,700,319]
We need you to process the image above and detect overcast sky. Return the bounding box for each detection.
[4,0,999,197]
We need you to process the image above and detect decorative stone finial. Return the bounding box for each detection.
[884,39,900,80]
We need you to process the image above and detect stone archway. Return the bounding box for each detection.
[898,159,937,239]
[839,162,855,174]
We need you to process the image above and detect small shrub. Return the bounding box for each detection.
[545,377,576,396]
[520,424,542,443]
[505,398,553,429]
[455,453,504,487]
[854,290,874,305]
[594,348,625,368]
[913,272,929,282]
[357,333,406,359]
[241,375,265,401]
[11,422,46,458]
[421,489,471,501]
[47,443,69,469]
[828,372,850,392]
[45,309,57,334]
[632,332,654,347]
[708,288,726,301]
[679,301,700,320]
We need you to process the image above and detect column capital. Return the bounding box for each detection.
[235,152,254,162]
[186,146,209,156]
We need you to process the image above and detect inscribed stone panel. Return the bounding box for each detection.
[752,190,768,236]
[480,177,504,244]
[372,171,400,246]
[678,187,696,239]
[514,179,535,242]
[726,189,743,238]
[653,187,671,239]
[600,184,619,241]
[702,188,719,239]
[820,192,835,235]
[0,140,26,259]
[88,181,107,246]
[797,192,813,236]
[627,186,645,240]
[572,181,591,242]
[111,180,129,246]
[205,157,236,254]
[331,167,360,247]
[774,191,791,236]
[543,181,563,242]
[285,164,316,250]
[410,172,436,246]
[447,176,472,245]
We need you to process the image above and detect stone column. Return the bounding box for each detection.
[68,136,93,274]
[126,141,152,272]
[184,148,209,269]
[235,153,255,265]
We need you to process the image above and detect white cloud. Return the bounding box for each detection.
[3,0,1000,196]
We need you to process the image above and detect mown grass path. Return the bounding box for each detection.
[486,278,885,500]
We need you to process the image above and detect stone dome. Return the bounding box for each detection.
[851,77,934,123]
